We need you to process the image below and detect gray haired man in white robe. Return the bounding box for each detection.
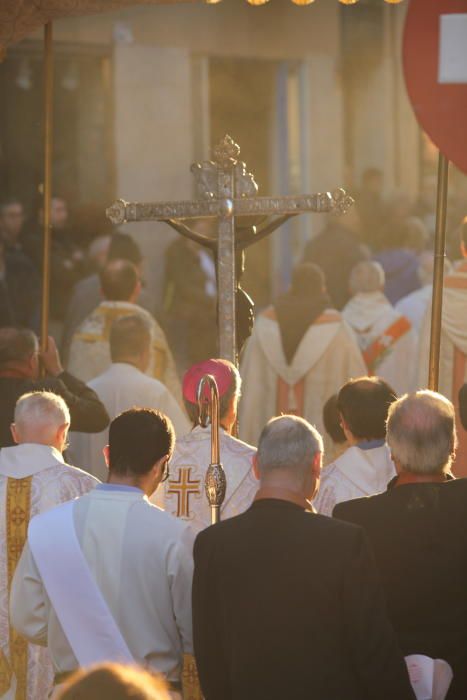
[10,408,198,699]
[0,391,98,700]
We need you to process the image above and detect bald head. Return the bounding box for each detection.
[349,260,385,295]
[100,260,140,302]
[387,391,457,475]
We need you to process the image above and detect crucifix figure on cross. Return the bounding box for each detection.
[106,134,354,364]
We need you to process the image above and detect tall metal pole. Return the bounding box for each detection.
[217,173,236,364]
[212,136,240,365]
[40,22,54,352]
[428,152,449,391]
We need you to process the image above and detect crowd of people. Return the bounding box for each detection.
[0,176,467,700]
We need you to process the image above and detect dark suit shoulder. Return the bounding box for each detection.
[333,491,387,522]
[195,503,365,553]
[335,479,467,525]
[436,477,467,506]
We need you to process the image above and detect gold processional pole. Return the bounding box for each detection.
[428,152,449,392]
[40,22,54,354]
[197,375,227,525]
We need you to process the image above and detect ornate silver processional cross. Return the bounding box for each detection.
[106,135,354,364]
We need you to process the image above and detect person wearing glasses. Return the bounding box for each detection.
[11,408,198,700]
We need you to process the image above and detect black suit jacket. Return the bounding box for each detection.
[193,498,415,700]
[334,479,467,700]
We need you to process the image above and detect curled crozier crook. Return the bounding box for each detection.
[197,374,227,525]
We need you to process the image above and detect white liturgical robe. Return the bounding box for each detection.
[418,263,467,476]
[69,363,190,481]
[10,485,194,686]
[238,308,366,448]
[342,291,417,395]
[0,444,98,700]
[67,301,182,405]
[153,425,257,533]
[313,442,395,516]
[395,285,433,337]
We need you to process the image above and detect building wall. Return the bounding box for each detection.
[24,2,422,301]
[45,2,345,302]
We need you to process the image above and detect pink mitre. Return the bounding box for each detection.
[183,359,233,404]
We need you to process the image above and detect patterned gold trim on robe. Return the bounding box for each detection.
[6,476,32,700]
[182,653,202,700]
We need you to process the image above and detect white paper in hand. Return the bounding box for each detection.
[405,655,453,700]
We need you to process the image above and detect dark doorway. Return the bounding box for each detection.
[0,41,115,244]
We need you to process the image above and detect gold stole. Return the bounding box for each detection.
[0,477,33,700]
[182,653,202,700]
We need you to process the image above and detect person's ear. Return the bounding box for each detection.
[10,423,19,445]
[339,414,353,442]
[103,445,110,470]
[311,451,322,480]
[252,454,260,481]
[390,452,403,474]
[28,351,39,376]
[57,423,69,449]
[461,241,467,259]
[131,279,142,302]
[152,454,169,482]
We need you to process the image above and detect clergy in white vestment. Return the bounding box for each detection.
[314,376,397,516]
[239,263,366,448]
[153,359,257,533]
[67,260,182,404]
[69,315,189,481]
[342,260,417,395]
[11,408,199,700]
[395,253,452,336]
[0,391,98,700]
[418,219,467,476]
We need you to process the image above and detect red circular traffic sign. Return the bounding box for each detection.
[403,0,467,175]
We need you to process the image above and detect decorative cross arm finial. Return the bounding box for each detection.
[330,188,355,215]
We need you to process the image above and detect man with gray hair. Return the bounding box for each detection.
[335,391,467,699]
[193,414,415,700]
[0,391,98,700]
[342,259,417,394]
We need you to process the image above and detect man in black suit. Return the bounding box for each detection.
[192,415,415,700]
[335,390,467,699]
